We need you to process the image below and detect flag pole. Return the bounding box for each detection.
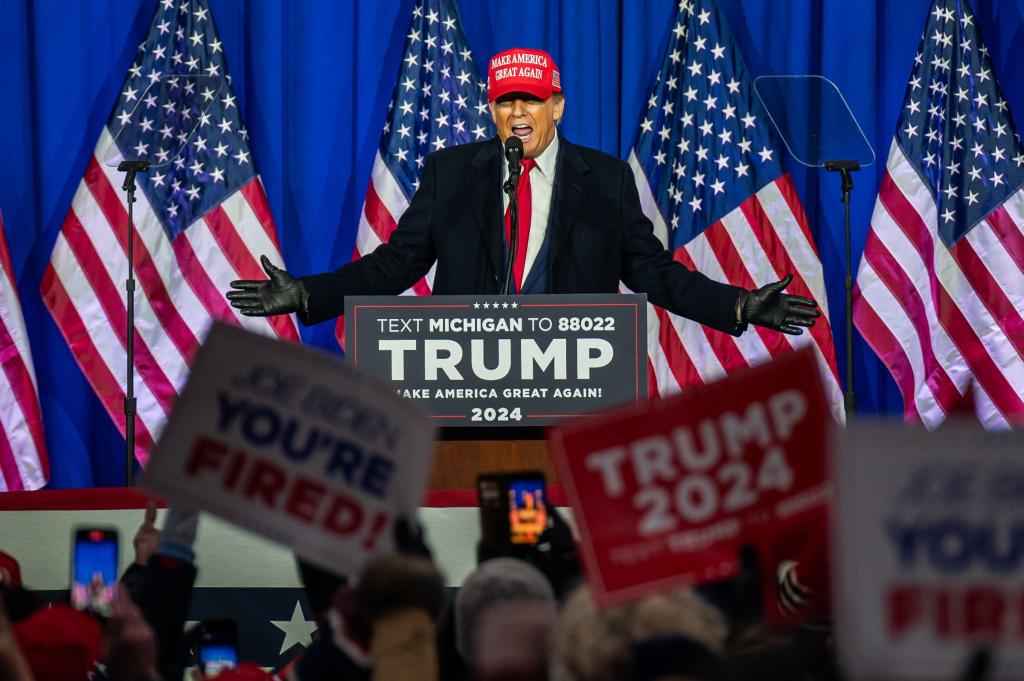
[118,160,149,486]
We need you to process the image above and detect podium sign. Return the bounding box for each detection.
[344,294,647,427]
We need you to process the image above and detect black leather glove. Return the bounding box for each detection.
[226,254,307,317]
[738,274,820,335]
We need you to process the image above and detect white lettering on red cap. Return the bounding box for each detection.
[492,66,545,81]
[489,52,550,69]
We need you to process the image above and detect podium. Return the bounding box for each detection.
[430,434,553,489]
[343,293,649,489]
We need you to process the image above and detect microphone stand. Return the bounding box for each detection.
[824,159,860,420]
[501,165,521,295]
[117,159,149,485]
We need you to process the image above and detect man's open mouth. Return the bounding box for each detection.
[511,123,533,141]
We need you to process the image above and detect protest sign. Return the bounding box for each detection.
[141,322,436,576]
[835,421,1024,681]
[548,347,830,607]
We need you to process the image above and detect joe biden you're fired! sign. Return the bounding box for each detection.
[142,323,436,576]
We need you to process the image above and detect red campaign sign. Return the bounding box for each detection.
[548,347,831,607]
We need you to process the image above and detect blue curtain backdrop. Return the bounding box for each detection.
[1,0,1023,488]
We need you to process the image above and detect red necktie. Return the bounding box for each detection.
[503,158,537,293]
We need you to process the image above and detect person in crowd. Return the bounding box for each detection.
[130,504,200,681]
[0,485,846,681]
[226,48,820,340]
[0,590,37,681]
[0,552,22,589]
[102,584,161,681]
[454,558,558,680]
[551,585,727,681]
[10,600,103,681]
[292,550,445,681]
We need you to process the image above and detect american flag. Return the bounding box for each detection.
[41,0,299,464]
[0,211,48,491]
[629,0,843,419]
[854,0,1024,428]
[333,0,494,347]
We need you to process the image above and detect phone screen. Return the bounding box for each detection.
[508,477,547,545]
[200,643,238,676]
[71,529,118,616]
[200,620,239,676]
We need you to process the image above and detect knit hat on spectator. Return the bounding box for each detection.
[0,550,21,587]
[13,604,103,681]
[763,510,831,624]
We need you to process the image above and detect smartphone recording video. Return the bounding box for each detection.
[508,475,547,545]
[199,618,239,677]
[71,527,119,617]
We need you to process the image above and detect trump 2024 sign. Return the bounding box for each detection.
[548,348,831,607]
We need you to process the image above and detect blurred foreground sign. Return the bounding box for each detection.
[142,323,436,576]
[835,422,1024,681]
[548,347,830,607]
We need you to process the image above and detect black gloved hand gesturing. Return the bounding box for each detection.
[739,274,820,335]
[226,254,307,317]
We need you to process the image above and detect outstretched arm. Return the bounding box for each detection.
[225,154,441,326]
[618,163,819,335]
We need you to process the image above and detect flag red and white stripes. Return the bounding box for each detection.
[42,132,297,463]
[853,0,1024,428]
[42,0,298,464]
[630,156,845,421]
[855,144,1024,428]
[350,152,433,300]
[0,211,48,491]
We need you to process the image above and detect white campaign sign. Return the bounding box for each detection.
[835,421,1024,681]
[142,323,436,576]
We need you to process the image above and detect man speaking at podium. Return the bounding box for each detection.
[227,48,819,337]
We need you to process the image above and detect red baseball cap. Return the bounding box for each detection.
[13,604,103,681]
[210,663,275,680]
[487,48,562,102]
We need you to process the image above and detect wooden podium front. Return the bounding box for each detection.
[428,431,559,490]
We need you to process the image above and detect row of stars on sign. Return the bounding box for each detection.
[472,301,520,309]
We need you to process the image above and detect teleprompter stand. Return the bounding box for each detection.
[754,75,875,420]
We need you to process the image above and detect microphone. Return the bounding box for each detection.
[501,136,525,295]
[503,136,524,193]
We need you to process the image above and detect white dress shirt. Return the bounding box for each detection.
[501,133,559,285]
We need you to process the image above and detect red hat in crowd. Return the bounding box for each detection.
[210,663,275,680]
[487,48,561,102]
[12,604,103,681]
[760,508,832,625]
[0,550,22,587]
